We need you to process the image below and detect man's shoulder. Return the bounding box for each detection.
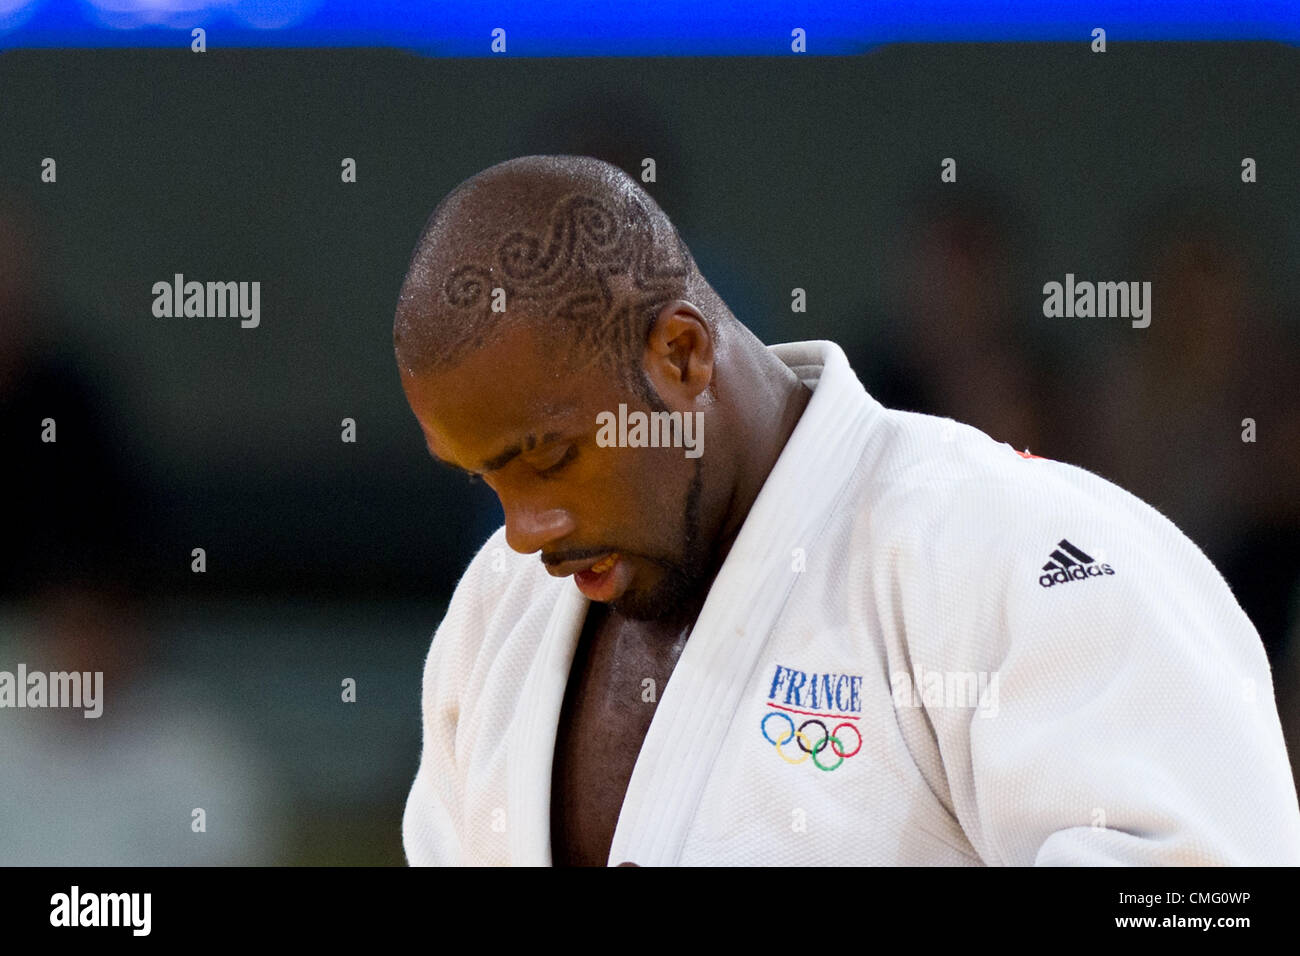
[837,408,1234,670]
[854,407,1177,577]
[848,406,1250,642]
[865,407,1086,509]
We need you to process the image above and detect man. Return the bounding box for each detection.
[394,155,1300,866]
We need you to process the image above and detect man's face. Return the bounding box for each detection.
[401,321,714,621]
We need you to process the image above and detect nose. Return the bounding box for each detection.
[502,499,576,555]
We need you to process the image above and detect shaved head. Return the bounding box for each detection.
[395,156,813,625]
[393,155,724,398]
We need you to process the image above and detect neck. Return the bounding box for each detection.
[600,340,812,639]
[709,339,812,575]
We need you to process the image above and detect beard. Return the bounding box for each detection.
[607,458,715,622]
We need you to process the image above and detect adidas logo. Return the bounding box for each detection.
[1038,539,1114,588]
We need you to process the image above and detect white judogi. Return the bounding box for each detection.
[402,340,1300,866]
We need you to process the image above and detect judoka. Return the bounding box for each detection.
[393,155,1300,866]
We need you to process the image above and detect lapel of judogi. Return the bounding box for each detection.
[606,341,883,866]
[506,581,588,865]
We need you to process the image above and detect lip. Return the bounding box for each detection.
[573,553,633,602]
[544,553,617,578]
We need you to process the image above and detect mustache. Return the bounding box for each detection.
[541,547,623,568]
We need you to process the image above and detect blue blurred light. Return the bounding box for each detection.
[1,0,1296,50]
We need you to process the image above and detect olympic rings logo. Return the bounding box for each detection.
[760,710,862,771]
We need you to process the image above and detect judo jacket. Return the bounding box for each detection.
[403,339,1300,866]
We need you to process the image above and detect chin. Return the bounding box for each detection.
[608,569,706,622]
[606,591,666,622]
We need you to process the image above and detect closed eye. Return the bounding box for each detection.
[535,445,577,479]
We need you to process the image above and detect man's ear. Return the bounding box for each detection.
[644,300,714,404]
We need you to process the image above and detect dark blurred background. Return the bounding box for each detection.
[1,43,1297,864]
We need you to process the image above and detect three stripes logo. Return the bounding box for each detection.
[1038,538,1115,588]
